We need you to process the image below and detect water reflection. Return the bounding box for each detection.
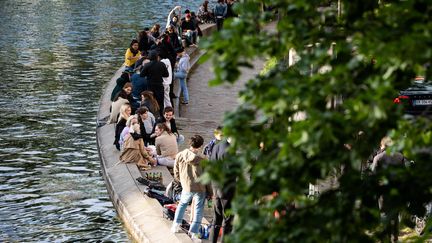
[0,0,200,241]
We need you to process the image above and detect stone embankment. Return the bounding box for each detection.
[96,22,265,242]
[96,24,217,243]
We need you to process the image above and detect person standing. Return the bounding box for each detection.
[174,48,190,104]
[171,135,208,240]
[213,0,227,31]
[371,136,407,243]
[226,0,237,18]
[140,51,169,117]
[160,57,173,108]
[203,126,223,158]
[209,137,235,243]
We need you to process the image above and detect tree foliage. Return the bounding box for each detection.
[202,0,432,242]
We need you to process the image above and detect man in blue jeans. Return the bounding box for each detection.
[171,135,210,239]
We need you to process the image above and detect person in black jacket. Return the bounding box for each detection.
[110,71,131,101]
[209,138,235,243]
[140,51,169,117]
[151,106,184,144]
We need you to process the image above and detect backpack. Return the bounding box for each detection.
[203,139,216,157]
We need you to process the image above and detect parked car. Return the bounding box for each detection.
[394,77,432,115]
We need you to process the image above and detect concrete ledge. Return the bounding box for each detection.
[96,23,216,242]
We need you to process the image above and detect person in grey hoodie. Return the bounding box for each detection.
[174,48,191,104]
[171,135,209,239]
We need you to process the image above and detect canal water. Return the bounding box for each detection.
[0,0,200,241]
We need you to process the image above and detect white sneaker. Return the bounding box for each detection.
[189,233,202,242]
[171,223,180,233]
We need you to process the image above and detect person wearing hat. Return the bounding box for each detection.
[180,12,197,46]
[140,51,169,117]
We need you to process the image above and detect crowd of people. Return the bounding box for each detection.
[106,1,238,242]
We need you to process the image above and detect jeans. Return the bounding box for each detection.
[183,30,197,45]
[173,191,206,234]
[174,71,189,103]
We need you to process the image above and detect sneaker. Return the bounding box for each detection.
[181,101,189,104]
[171,223,181,233]
[189,233,202,242]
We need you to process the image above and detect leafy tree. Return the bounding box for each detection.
[201,0,432,242]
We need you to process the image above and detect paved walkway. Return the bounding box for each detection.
[176,59,265,144]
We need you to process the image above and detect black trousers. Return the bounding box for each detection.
[215,17,224,31]
[210,197,233,243]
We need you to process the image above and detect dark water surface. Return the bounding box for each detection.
[0,0,199,241]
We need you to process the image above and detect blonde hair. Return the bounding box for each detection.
[119,104,131,121]
[126,115,138,127]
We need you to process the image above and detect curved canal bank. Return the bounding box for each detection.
[96,24,216,242]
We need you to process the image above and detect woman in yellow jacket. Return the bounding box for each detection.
[124,39,141,71]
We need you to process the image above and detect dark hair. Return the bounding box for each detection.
[137,31,148,51]
[156,123,173,135]
[141,90,160,112]
[129,39,139,55]
[136,106,149,115]
[148,51,159,61]
[189,135,204,148]
[163,106,174,114]
[176,47,185,54]
[114,82,132,101]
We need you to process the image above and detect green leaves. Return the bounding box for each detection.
[203,0,432,242]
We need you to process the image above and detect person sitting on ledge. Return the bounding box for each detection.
[110,70,131,102]
[119,115,138,150]
[136,106,156,146]
[154,123,178,168]
[109,82,133,124]
[152,106,184,144]
[114,103,131,151]
[120,123,156,170]
[181,13,197,47]
[124,39,141,71]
